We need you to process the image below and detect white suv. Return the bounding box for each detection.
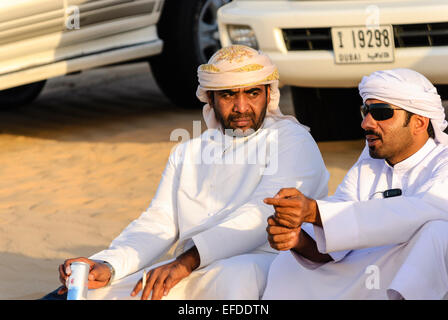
[0,0,230,109]
[218,0,448,140]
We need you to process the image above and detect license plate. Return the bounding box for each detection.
[331,25,394,64]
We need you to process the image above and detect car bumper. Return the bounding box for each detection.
[218,0,448,87]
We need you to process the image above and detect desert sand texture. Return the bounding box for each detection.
[1,62,384,299]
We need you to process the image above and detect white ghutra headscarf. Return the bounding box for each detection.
[196,45,300,130]
[359,68,448,145]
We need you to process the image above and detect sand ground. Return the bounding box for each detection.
[0,62,405,299]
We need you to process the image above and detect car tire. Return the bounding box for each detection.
[0,81,46,108]
[149,0,231,109]
[291,86,364,141]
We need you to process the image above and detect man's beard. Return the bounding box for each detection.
[365,129,383,158]
[214,104,267,137]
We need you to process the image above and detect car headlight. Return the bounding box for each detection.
[227,25,259,49]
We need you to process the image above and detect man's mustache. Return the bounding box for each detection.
[364,130,382,139]
[229,112,255,121]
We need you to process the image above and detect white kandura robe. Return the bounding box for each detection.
[87,117,329,299]
[263,138,448,300]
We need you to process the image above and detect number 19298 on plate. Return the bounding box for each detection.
[331,25,394,64]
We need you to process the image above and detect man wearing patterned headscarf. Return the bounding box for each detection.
[196,44,297,131]
[263,68,448,300]
[45,45,329,300]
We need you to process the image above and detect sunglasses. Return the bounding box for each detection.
[360,103,405,121]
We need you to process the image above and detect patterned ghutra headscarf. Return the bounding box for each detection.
[196,45,301,130]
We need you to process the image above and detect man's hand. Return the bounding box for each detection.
[266,215,301,251]
[265,189,332,263]
[131,246,200,300]
[57,257,112,295]
[264,188,321,229]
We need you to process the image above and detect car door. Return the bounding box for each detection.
[64,0,160,35]
[0,0,65,75]
[56,0,162,65]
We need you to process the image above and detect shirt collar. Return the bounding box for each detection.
[386,138,437,172]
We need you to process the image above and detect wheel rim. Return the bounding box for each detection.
[197,0,231,62]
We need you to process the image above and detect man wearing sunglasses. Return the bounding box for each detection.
[262,68,448,300]
[360,101,436,164]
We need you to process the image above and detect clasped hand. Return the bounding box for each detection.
[264,188,319,251]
